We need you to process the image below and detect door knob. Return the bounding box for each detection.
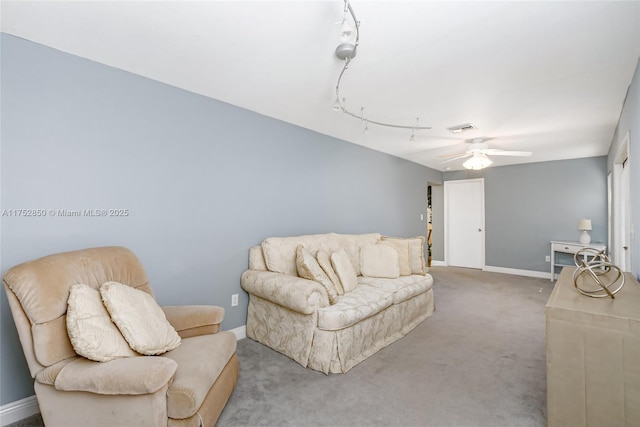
[478,228,482,232]
[623,246,629,250]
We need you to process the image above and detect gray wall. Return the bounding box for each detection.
[608,59,639,280]
[0,34,442,404]
[444,157,608,272]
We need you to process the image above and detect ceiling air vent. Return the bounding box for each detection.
[447,123,477,134]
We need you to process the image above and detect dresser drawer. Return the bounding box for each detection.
[552,242,582,253]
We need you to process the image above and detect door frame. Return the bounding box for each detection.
[444,178,485,268]
[612,132,630,270]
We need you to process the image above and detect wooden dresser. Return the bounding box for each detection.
[546,267,640,427]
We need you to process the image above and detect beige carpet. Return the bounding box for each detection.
[9,266,553,427]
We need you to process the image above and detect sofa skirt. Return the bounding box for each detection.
[246,288,435,374]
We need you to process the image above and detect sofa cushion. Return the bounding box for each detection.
[358,274,433,304]
[100,282,181,355]
[164,332,237,419]
[317,285,394,331]
[66,284,138,362]
[360,245,400,279]
[262,233,344,276]
[317,250,344,295]
[338,233,382,276]
[331,249,358,293]
[379,239,411,276]
[54,356,177,395]
[248,246,268,271]
[382,236,426,275]
[296,246,338,305]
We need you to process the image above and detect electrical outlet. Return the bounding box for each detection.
[231,294,238,307]
[545,255,550,262]
[420,214,424,221]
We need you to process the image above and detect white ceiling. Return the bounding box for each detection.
[2,1,640,171]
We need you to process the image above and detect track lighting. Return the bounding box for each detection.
[332,0,431,138]
[409,118,420,141]
[332,97,342,112]
[339,18,354,42]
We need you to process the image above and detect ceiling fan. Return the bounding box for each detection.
[438,138,532,170]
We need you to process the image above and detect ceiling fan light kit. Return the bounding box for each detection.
[438,138,533,170]
[463,153,493,170]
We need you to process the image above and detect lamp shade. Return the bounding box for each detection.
[577,219,592,231]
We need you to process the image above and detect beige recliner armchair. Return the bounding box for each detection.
[3,246,238,427]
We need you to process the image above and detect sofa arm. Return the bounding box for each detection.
[241,270,329,314]
[53,356,177,395]
[162,305,224,338]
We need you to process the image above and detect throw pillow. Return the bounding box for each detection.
[379,239,411,276]
[382,236,426,275]
[331,249,358,293]
[100,282,181,355]
[406,236,427,275]
[360,245,400,279]
[317,250,344,295]
[66,283,138,362]
[296,245,338,305]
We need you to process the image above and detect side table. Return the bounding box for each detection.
[550,240,606,282]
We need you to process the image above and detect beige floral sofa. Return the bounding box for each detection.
[240,233,435,374]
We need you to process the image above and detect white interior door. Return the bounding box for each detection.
[613,132,631,271]
[620,159,631,270]
[444,178,485,269]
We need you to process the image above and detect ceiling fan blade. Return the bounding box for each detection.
[440,153,472,164]
[437,151,468,160]
[484,149,532,157]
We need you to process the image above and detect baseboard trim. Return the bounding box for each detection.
[430,260,446,267]
[484,265,551,279]
[0,395,39,426]
[229,325,246,340]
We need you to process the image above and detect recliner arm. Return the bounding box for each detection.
[241,270,329,314]
[162,305,225,338]
[53,356,177,395]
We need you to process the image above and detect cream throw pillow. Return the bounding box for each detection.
[406,236,427,275]
[100,282,181,355]
[360,245,400,278]
[331,249,358,293]
[296,245,338,304]
[379,239,411,276]
[66,284,138,362]
[382,236,426,275]
[317,250,344,295]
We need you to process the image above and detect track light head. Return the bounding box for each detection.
[335,43,357,60]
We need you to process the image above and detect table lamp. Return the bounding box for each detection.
[578,219,592,244]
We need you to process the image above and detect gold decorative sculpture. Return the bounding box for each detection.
[572,248,625,298]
